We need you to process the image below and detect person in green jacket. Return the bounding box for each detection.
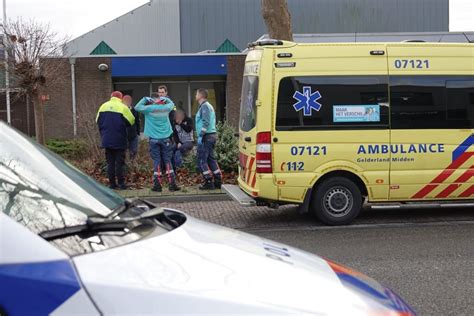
[195,88,222,190]
[135,96,180,192]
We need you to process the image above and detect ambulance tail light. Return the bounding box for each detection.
[256,132,272,173]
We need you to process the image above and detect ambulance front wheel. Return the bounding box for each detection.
[312,177,362,225]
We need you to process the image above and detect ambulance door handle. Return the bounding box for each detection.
[273,137,278,142]
[244,137,251,142]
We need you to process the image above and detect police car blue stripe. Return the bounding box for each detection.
[0,260,81,315]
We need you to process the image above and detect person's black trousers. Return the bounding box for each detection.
[105,148,126,186]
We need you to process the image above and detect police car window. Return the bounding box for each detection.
[276,76,389,130]
[240,76,258,132]
[391,76,474,129]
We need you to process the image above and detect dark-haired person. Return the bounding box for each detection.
[172,109,194,168]
[195,88,222,190]
[122,95,140,160]
[96,91,135,190]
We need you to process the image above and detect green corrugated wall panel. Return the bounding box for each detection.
[215,39,240,53]
[90,41,117,55]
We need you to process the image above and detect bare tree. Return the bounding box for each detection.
[261,0,293,41]
[1,18,69,144]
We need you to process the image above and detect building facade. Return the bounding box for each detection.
[66,0,450,55]
[37,0,458,139]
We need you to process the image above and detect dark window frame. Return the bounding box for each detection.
[275,75,390,131]
[390,75,474,130]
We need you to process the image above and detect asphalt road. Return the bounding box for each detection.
[160,199,474,315]
[249,221,474,316]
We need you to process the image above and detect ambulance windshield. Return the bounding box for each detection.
[240,75,259,132]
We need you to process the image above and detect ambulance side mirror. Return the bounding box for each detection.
[256,100,262,107]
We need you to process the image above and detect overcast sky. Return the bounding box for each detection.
[5,0,474,39]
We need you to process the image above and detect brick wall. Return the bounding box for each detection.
[74,57,112,138]
[43,57,112,139]
[43,58,72,139]
[225,55,245,128]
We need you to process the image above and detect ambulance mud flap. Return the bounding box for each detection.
[222,185,256,206]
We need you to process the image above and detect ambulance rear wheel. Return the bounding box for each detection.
[312,177,362,225]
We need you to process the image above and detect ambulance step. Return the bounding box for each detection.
[370,201,474,210]
[222,185,256,207]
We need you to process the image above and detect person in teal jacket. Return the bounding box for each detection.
[135,96,180,192]
[195,88,222,190]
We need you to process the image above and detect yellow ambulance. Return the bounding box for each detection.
[224,39,474,225]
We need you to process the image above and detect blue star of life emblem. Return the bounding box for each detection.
[292,86,322,116]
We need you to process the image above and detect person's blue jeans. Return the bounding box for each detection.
[173,142,194,168]
[128,136,139,160]
[197,133,222,181]
[149,137,176,186]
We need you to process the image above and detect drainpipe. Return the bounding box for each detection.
[69,57,77,137]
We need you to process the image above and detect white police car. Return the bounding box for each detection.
[0,122,416,315]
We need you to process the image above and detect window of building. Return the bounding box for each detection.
[276,76,389,130]
[190,82,226,121]
[114,78,226,122]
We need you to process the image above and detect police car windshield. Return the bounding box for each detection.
[0,123,123,235]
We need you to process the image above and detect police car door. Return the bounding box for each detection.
[388,44,474,201]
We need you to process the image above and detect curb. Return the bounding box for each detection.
[143,194,231,204]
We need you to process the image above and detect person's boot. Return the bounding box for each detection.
[151,179,162,192]
[214,178,222,189]
[199,179,215,190]
[109,179,118,189]
[151,184,162,192]
[169,182,181,192]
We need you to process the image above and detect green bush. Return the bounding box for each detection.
[46,139,87,160]
[215,121,239,173]
[180,121,239,174]
[181,149,199,174]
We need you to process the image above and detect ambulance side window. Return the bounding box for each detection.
[390,76,474,129]
[446,80,474,127]
[276,76,389,130]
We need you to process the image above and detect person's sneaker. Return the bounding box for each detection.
[109,184,118,190]
[214,180,222,189]
[151,185,162,192]
[199,181,215,190]
[168,183,181,192]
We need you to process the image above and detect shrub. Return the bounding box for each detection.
[46,139,88,160]
[180,121,239,174]
[215,121,239,173]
